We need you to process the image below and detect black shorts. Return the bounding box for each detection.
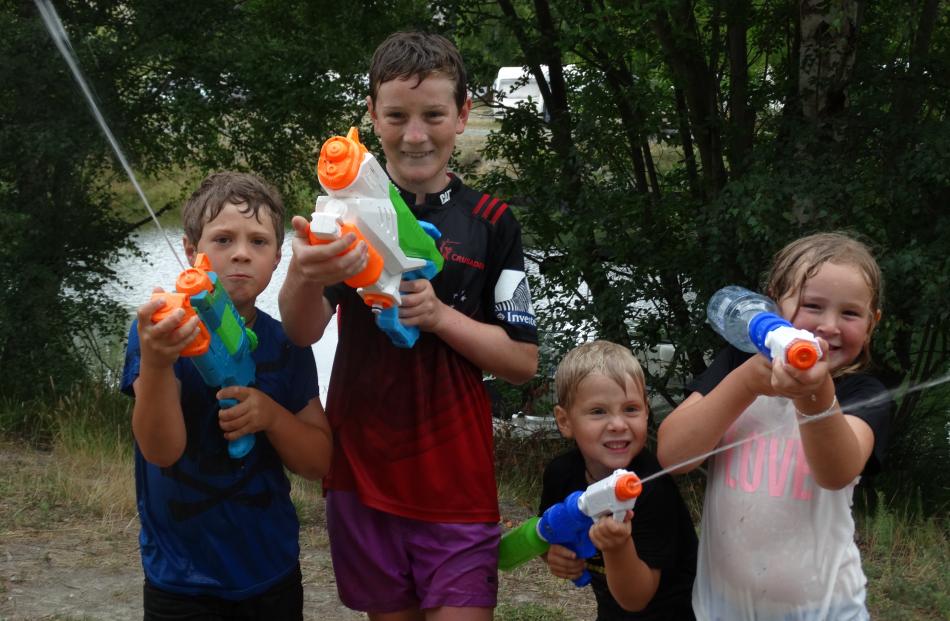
[143,564,303,620]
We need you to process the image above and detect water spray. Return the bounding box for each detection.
[33,0,185,270]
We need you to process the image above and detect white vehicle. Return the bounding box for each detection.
[492,66,548,118]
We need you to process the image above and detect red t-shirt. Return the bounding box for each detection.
[323,176,537,523]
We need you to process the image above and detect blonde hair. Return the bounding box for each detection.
[765,231,883,375]
[555,340,646,410]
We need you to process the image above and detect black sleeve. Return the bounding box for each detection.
[485,210,538,345]
[686,345,753,396]
[538,449,586,515]
[834,373,892,475]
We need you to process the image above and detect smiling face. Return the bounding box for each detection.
[183,201,280,320]
[555,372,649,482]
[368,72,471,200]
[778,261,878,373]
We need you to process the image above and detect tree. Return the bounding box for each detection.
[1,0,430,403]
[442,0,949,511]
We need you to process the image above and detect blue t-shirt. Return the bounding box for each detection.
[121,309,319,600]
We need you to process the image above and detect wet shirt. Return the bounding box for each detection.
[121,310,318,600]
[686,346,891,621]
[323,175,537,523]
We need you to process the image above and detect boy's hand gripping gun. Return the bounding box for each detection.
[308,127,444,348]
[150,253,259,459]
[498,469,642,587]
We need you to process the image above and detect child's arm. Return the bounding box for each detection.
[217,387,331,480]
[657,354,774,473]
[771,349,876,489]
[278,216,369,346]
[397,278,538,384]
[131,293,201,467]
[589,512,662,612]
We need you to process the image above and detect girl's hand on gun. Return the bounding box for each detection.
[738,354,779,399]
[544,544,586,582]
[217,386,279,440]
[589,510,634,552]
[398,278,446,332]
[289,215,368,286]
[770,336,831,400]
[136,289,200,368]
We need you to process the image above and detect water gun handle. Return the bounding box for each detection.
[748,312,822,370]
[537,491,596,587]
[149,254,258,459]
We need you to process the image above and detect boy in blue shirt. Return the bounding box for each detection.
[122,171,331,619]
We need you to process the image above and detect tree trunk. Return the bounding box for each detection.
[798,0,859,135]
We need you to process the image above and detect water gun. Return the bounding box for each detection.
[308,127,444,348]
[150,252,259,459]
[707,285,822,370]
[498,469,642,587]
[749,314,822,369]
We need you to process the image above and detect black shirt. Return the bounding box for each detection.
[539,448,697,621]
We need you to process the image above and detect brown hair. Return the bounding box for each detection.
[182,172,285,247]
[555,340,647,410]
[368,31,468,110]
[765,231,883,375]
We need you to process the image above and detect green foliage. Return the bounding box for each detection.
[1,0,433,400]
[859,493,950,619]
[443,0,950,515]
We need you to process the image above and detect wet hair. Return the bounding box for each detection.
[555,340,647,410]
[368,31,468,110]
[764,231,883,375]
[181,171,285,247]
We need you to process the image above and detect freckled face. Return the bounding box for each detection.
[555,373,648,481]
[183,202,280,317]
[778,262,876,372]
[368,73,471,199]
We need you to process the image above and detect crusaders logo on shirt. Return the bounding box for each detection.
[439,238,485,270]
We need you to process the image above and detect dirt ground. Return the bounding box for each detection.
[0,444,596,621]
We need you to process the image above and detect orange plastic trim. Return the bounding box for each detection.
[786,341,819,370]
[614,473,643,500]
[177,268,214,296]
[150,292,210,356]
[362,293,395,309]
[317,127,368,191]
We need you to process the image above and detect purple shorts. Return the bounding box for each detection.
[325,490,500,613]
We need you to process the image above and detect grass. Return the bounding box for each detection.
[1,385,948,619]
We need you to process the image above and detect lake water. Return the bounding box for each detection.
[110,226,338,399]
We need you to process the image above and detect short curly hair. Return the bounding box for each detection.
[181,171,285,248]
[368,31,468,110]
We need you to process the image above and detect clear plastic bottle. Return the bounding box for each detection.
[706,286,779,353]
[706,285,821,369]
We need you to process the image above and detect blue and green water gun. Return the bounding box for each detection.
[498,469,642,587]
[150,253,258,458]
